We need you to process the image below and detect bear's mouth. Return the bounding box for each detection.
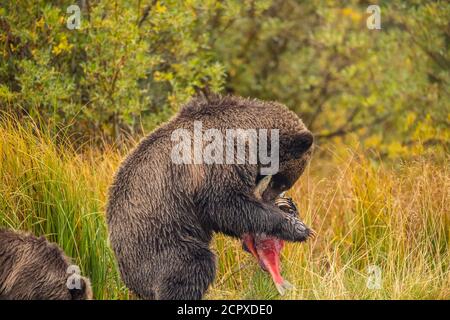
[255,173,290,202]
[251,174,316,245]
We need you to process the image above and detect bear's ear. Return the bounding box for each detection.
[282,130,314,159]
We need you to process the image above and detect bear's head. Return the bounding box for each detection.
[256,109,314,202]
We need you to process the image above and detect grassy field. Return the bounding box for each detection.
[0,117,448,300]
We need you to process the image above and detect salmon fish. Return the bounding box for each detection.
[242,193,315,295]
[242,232,293,295]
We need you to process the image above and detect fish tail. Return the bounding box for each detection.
[275,279,294,296]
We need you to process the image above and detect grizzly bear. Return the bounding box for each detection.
[0,228,92,300]
[107,94,314,299]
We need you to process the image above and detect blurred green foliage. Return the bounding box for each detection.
[0,0,448,156]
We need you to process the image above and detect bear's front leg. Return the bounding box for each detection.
[208,191,312,242]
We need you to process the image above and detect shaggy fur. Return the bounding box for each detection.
[0,228,92,300]
[107,95,314,300]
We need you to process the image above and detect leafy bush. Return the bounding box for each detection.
[1,1,448,154]
[0,0,225,142]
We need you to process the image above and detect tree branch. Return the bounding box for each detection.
[316,114,389,139]
[138,0,157,28]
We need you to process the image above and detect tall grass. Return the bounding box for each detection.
[208,150,449,299]
[0,116,448,299]
[0,115,127,299]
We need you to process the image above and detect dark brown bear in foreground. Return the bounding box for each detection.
[0,228,92,300]
[107,94,314,300]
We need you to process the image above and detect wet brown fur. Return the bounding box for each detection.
[107,94,313,300]
[0,228,92,300]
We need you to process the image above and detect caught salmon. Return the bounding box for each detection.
[242,196,314,295]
